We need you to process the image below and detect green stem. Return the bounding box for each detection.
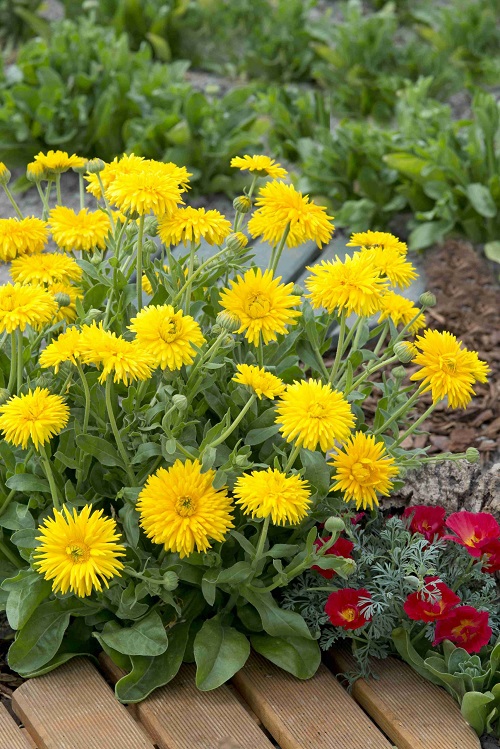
[96,173,115,230]
[257,339,264,367]
[78,174,85,210]
[373,322,390,356]
[0,538,22,567]
[172,246,228,306]
[391,402,436,449]
[55,174,62,205]
[207,395,256,450]
[44,180,53,212]
[346,354,399,394]
[252,515,270,568]
[2,185,23,220]
[187,331,227,392]
[283,443,301,474]
[312,343,330,380]
[269,224,290,274]
[0,489,16,519]
[136,215,145,312]
[182,239,197,313]
[36,182,51,219]
[76,362,91,434]
[59,369,73,396]
[105,376,137,486]
[328,311,347,385]
[373,383,426,436]
[175,441,197,460]
[16,328,23,394]
[7,331,16,393]
[39,444,61,511]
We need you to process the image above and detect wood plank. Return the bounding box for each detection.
[232,653,392,749]
[12,658,155,749]
[330,650,480,749]
[0,703,34,749]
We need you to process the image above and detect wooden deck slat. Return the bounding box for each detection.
[0,703,35,748]
[12,658,155,749]
[330,650,480,749]
[232,653,392,749]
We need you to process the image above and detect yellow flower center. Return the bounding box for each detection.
[341,606,357,622]
[246,293,271,318]
[351,459,377,486]
[66,542,90,564]
[308,403,325,418]
[175,495,196,517]
[159,317,179,343]
[1,291,16,311]
[451,620,473,638]
[439,354,457,373]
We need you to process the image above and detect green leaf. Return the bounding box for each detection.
[131,442,162,464]
[485,241,500,264]
[461,691,494,736]
[0,502,34,531]
[194,617,250,690]
[75,434,124,467]
[245,424,280,446]
[217,562,254,586]
[391,628,445,687]
[8,600,71,676]
[251,634,321,679]
[98,611,168,657]
[300,449,331,497]
[241,588,313,640]
[466,184,498,218]
[408,221,450,251]
[5,474,50,494]
[3,571,51,630]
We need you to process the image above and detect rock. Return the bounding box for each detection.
[384,461,500,517]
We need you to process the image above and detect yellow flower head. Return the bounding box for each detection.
[0,283,57,333]
[40,327,83,373]
[10,252,82,286]
[85,153,146,198]
[128,304,205,371]
[219,267,301,347]
[26,161,47,182]
[275,379,354,452]
[305,252,387,317]
[105,165,184,217]
[364,246,418,289]
[50,282,82,323]
[330,432,399,510]
[410,329,490,409]
[154,161,192,190]
[233,364,286,399]
[49,206,112,252]
[34,505,125,597]
[34,150,85,175]
[137,459,234,558]
[231,155,287,179]
[0,217,48,262]
[248,181,334,249]
[377,291,425,333]
[79,322,155,384]
[158,206,231,247]
[0,162,10,184]
[0,387,69,449]
[347,231,407,255]
[234,469,311,525]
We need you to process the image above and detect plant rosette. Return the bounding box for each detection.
[0,151,490,703]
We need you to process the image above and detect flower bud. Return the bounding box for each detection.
[143,216,158,236]
[223,334,236,348]
[394,341,417,363]
[216,311,241,333]
[392,365,408,381]
[465,447,480,464]
[324,516,345,534]
[54,292,71,308]
[85,158,106,174]
[419,291,436,308]
[0,163,11,186]
[162,571,179,591]
[172,394,188,412]
[226,232,248,252]
[0,388,11,405]
[403,575,421,590]
[235,453,250,467]
[233,195,252,213]
[292,284,304,296]
[26,161,46,183]
[90,250,103,265]
[83,309,102,323]
[72,163,89,176]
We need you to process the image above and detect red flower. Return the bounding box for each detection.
[312,536,355,580]
[402,505,446,541]
[403,576,460,622]
[444,511,500,557]
[325,588,372,631]
[351,512,366,526]
[433,605,492,654]
[480,539,500,573]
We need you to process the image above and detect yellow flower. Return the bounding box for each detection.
[26,161,47,183]
[85,153,146,198]
[305,252,387,317]
[154,161,192,190]
[105,165,184,217]
[347,231,407,254]
[34,150,85,174]
[49,207,111,252]
[0,217,48,261]
[10,252,82,286]
[410,330,490,409]
[128,305,205,370]
[137,459,234,558]
[231,155,287,179]
[0,162,10,184]
[40,327,83,373]
[157,206,231,246]
[79,323,155,384]
[248,181,334,248]
[365,246,418,289]
[34,505,125,597]
[219,267,301,347]
[233,364,286,399]
[330,432,399,510]
[377,291,425,333]
[234,469,311,525]
[275,379,354,452]
[0,283,57,333]
[50,282,82,323]
[0,387,69,449]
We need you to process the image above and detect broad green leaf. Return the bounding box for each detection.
[75,434,124,467]
[194,617,250,690]
[5,474,50,494]
[241,588,313,640]
[3,571,51,630]
[216,562,254,586]
[466,184,497,218]
[485,241,500,264]
[98,611,168,657]
[251,634,321,679]
[461,691,494,736]
[300,448,331,497]
[8,600,71,675]
[392,628,445,687]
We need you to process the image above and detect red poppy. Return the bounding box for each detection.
[351,512,366,526]
[433,605,492,654]
[444,511,500,557]
[480,539,500,573]
[312,536,355,579]
[403,576,460,622]
[325,588,372,631]
[402,505,446,541]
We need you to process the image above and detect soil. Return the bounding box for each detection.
[482,735,500,749]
